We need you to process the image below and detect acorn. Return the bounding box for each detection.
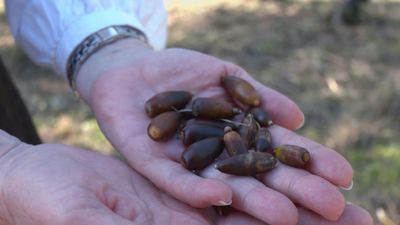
[254,127,272,153]
[185,119,236,130]
[192,98,242,119]
[215,151,277,176]
[249,107,273,127]
[237,114,258,148]
[181,137,225,170]
[274,145,310,168]
[145,91,192,118]
[222,75,261,107]
[180,123,225,146]
[147,111,181,141]
[223,127,248,156]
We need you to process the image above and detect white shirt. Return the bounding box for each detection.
[5,0,168,78]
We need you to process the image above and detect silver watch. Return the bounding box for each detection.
[66,25,148,93]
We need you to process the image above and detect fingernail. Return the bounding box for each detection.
[295,112,305,130]
[214,199,232,206]
[339,180,354,191]
[346,201,353,205]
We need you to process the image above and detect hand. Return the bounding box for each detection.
[0,130,277,225]
[76,39,373,225]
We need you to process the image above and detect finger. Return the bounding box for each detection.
[127,137,232,208]
[202,167,298,225]
[222,63,305,130]
[297,204,374,225]
[269,125,353,188]
[258,164,345,221]
[217,210,270,225]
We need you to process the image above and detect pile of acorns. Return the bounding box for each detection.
[145,75,310,176]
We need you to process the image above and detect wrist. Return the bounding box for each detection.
[75,38,152,103]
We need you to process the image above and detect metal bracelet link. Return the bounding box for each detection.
[66,25,148,95]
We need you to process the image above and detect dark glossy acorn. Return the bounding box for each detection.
[215,151,277,176]
[274,145,310,168]
[249,107,273,127]
[254,127,272,153]
[237,114,258,148]
[222,75,261,107]
[192,98,241,119]
[147,111,181,141]
[145,91,192,118]
[181,137,224,170]
[223,127,248,156]
[180,123,225,146]
[185,119,235,130]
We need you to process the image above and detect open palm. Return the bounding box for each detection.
[78,41,372,225]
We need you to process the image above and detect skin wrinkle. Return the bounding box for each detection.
[286,172,311,200]
[236,185,255,210]
[242,186,296,225]
[110,194,136,221]
[201,169,296,225]
[134,174,207,225]
[0,185,13,225]
[125,137,164,169]
[128,175,154,224]
[128,150,192,205]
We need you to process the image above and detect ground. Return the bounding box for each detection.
[1,1,399,224]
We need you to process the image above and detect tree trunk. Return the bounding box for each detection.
[341,0,369,26]
[0,58,41,144]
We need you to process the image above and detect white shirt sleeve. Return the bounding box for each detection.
[5,0,168,78]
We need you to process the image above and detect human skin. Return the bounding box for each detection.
[0,130,274,225]
[75,39,373,225]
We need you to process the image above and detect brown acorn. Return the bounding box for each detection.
[192,98,241,119]
[274,145,310,168]
[181,137,224,170]
[185,119,235,130]
[222,75,261,107]
[147,111,181,141]
[215,151,277,176]
[237,114,258,148]
[249,107,273,127]
[181,123,225,146]
[254,127,272,153]
[223,127,248,156]
[145,91,192,118]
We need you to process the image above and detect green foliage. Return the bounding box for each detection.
[348,143,400,194]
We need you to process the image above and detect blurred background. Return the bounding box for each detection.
[0,0,399,224]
